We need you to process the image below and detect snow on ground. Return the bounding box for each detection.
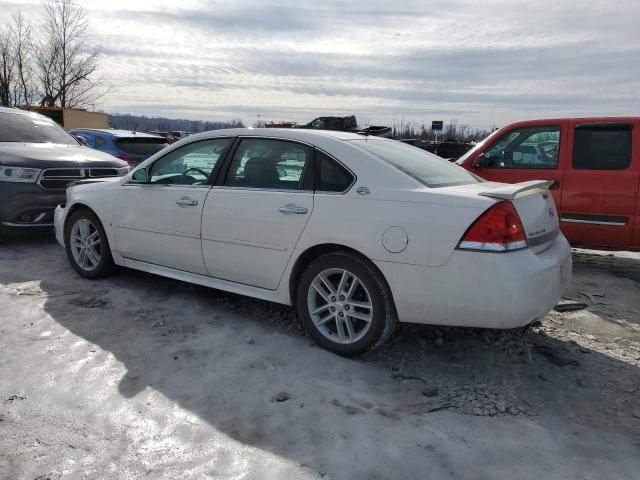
[0,236,639,479]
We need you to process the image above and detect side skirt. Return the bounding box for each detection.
[121,257,290,305]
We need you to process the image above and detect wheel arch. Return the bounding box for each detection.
[288,243,396,310]
[64,203,99,232]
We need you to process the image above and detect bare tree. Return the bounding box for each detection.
[0,25,15,106]
[11,12,37,107]
[35,0,103,108]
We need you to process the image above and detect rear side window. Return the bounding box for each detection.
[351,138,478,187]
[115,137,168,156]
[315,150,354,192]
[573,124,632,170]
[225,138,312,190]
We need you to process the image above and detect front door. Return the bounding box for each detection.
[113,138,232,274]
[471,122,566,206]
[560,121,639,249]
[202,137,314,290]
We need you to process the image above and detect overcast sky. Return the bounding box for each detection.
[1,0,639,128]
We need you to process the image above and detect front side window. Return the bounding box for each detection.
[315,150,354,192]
[0,111,77,145]
[483,126,560,168]
[350,138,478,188]
[94,136,107,148]
[573,124,631,170]
[148,138,231,185]
[225,138,312,190]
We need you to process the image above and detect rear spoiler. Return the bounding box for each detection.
[478,180,553,200]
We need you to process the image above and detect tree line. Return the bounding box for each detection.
[389,119,492,142]
[108,113,245,133]
[0,0,103,109]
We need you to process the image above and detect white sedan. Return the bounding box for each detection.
[54,128,572,356]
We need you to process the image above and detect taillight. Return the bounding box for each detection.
[458,201,527,252]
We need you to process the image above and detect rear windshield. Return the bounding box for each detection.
[0,111,77,145]
[351,138,480,187]
[115,137,168,155]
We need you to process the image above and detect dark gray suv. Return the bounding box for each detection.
[0,107,129,241]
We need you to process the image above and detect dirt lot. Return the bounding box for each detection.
[1,235,639,479]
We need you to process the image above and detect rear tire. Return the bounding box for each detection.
[64,209,115,279]
[297,251,398,357]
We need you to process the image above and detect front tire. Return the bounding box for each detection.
[64,209,115,279]
[297,251,398,357]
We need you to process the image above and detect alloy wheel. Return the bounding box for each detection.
[307,268,373,344]
[69,218,102,271]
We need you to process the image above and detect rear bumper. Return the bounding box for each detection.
[376,234,572,329]
[0,183,64,230]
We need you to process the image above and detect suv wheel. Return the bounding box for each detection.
[64,209,115,279]
[297,252,398,356]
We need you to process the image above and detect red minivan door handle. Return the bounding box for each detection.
[549,179,560,189]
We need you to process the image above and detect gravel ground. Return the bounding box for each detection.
[0,235,639,479]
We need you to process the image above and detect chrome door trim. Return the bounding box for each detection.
[201,234,287,251]
[211,186,314,194]
[561,217,626,227]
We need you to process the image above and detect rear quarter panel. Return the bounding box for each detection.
[297,191,490,268]
[293,137,494,268]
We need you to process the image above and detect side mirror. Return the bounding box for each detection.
[130,168,149,183]
[472,153,487,168]
[74,135,87,146]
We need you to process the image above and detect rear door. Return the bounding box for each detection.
[471,121,567,206]
[201,137,314,290]
[560,120,639,249]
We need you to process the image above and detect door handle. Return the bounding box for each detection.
[279,205,308,215]
[549,179,560,190]
[176,197,199,207]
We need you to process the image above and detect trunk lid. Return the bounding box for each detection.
[479,180,559,253]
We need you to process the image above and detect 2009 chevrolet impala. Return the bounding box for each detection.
[54,128,572,356]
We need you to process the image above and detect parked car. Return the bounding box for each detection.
[171,130,192,140]
[457,117,639,251]
[54,129,571,355]
[70,129,168,166]
[0,107,129,242]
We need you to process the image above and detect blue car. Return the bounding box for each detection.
[70,129,169,166]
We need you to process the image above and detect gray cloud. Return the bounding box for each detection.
[2,0,638,126]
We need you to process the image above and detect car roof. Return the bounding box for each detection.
[188,128,373,143]
[70,128,163,138]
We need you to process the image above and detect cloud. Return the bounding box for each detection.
[1,0,638,127]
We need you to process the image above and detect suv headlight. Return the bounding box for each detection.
[117,166,131,176]
[0,166,41,183]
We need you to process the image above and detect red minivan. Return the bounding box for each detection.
[457,117,640,251]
